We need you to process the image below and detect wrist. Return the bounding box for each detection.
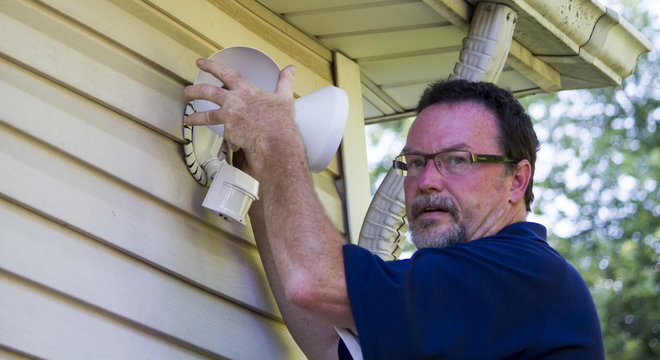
[251,128,308,177]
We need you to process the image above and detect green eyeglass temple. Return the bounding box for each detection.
[472,154,516,163]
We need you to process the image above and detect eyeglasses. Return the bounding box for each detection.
[393,150,516,177]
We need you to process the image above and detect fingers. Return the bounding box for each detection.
[183,107,218,126]
[183,58,252,126]
[183,81,226,126]
[183,59,296,133]
[183,83,226,104]
[196,58,245,90]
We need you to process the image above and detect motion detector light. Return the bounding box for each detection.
[182,46,348,225]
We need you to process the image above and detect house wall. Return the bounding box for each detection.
[0,0,354,358]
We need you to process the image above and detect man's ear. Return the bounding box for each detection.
[509,159,531,205]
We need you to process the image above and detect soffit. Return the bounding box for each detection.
[253,0,650,123]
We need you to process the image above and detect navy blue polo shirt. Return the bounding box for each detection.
[340,222,604,359]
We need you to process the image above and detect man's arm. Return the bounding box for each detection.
[249,200,341,359]
[184,59,356,354]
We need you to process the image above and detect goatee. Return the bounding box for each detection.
[409,194,467,249]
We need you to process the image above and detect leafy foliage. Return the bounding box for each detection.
[365,0,659,357]
[366,116,414,194]
[523,1,659,357]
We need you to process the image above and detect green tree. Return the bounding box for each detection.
[524,1,659,357]
[366,1,658,357]
[366,117,413,194]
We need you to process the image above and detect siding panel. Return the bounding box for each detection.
[0,56,247,240]
[0,0,184,140]
[0,122,280,319]
[0,0,346,357]
[0,271,210,360]
[38,0,215,82]
[0,199,302,359]
[0,347,33,360]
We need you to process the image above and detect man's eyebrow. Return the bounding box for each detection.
[401,143,471,154]
[400,147,418,154]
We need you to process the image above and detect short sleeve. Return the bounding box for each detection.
[341,223,603,359]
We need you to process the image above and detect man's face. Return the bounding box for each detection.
[403,101,514,249]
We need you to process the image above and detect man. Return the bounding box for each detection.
[184,58,604,359]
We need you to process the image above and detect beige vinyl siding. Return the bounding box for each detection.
[0,0,348,358]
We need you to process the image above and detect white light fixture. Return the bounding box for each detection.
[183,46,348,225]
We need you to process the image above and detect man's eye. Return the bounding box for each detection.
[447,156,467,165]
[408,158,425,168]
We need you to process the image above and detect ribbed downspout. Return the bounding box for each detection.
[450,2,517,82]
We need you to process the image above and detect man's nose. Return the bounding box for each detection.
[417,159,445,193]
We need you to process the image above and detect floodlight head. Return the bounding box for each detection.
[294,85,349,172]
[193,46,348,173]
[193,46,280,138]
[184,46,349,225]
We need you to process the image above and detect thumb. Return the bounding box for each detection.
[275,65,296,97]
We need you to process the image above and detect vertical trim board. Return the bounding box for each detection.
[334,52,371,243]
[312,172,346,233]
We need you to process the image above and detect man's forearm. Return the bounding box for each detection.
[249,202,340,360]
[254,138,354,330]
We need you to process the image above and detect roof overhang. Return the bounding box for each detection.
[253,0,650,123]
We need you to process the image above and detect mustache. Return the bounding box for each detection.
[410,194,460,220]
